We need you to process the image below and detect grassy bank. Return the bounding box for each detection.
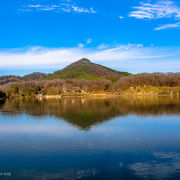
[25,86,180,98]
[121,86,180,96]
[2,86,180,99]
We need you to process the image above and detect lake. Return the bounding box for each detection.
[0,96,180,180]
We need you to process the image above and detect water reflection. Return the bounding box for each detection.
[0,97,180,179]
[129,151,180,179]
[0,96,180,129]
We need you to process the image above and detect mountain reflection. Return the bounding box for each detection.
[0,96,180,129]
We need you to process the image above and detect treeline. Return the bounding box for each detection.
[0,79,112,96]
[0,73,46,86]
[22,72,46,81]
[0,75,21,86]
[0,73,180,96]
[112,73,180,90]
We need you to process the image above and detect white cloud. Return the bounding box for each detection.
[136,44,144,48]
[71,6,96,13]
[22,3,96,14]
[129,152,180,179]
[154,22,180,30]
[129,0,180,20]
[119,16,124,19]
[77,39,92,48]
[28,5,41,8]
[0,44,180,73]
[129,0,180,30]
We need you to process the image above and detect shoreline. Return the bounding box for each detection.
[36,92,179,99]
[4,90,180,99]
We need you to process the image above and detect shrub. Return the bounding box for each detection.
[34,86,41,94]
[13,86,19,94]
[104,84,110,91]
[0,90,6,98]
[26,90,33,96]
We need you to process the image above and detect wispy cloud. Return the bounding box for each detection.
[77,38,92,48]
[129,0,180,20]
[129,0,180,30]
[0,44,180,74]
[20,2,96,14]
[97,43,109,49]
[154,22,180,30]
[70,6,96,13]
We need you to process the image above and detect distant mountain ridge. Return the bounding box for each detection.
[22,72,46,81]
[0,73,46,86]
[47,58,130,80]
[0,59,130,85]
[0,75,21,86]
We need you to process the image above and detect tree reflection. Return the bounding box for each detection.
[0,96,180,129]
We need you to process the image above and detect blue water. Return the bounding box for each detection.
[0,97,180,179]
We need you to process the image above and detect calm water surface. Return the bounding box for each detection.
[0,97,180,180]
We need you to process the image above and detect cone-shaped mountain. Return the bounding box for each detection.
[47,58,130,80]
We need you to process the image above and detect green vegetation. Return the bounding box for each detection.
[13,86,19,94]
[34,86,41,94]
[46,58,129,80]
[26,90,33,96]
[106,77,119,83]
[47,64,101,80]
[0,58,130,90]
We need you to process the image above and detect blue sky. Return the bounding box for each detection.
[0,0,180,75]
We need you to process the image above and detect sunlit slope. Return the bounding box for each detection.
[46,58,130,81]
